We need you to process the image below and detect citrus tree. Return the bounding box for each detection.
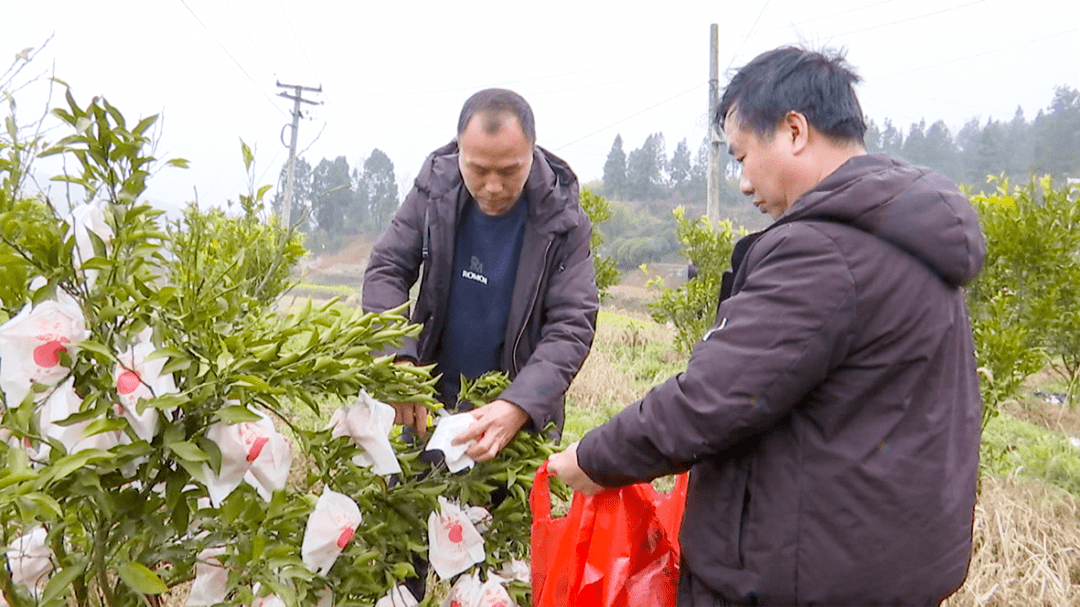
[646,207,741,352]
[0,88,554,606]
[967,175,1080,429]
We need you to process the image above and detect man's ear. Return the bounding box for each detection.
[784,111,810,154]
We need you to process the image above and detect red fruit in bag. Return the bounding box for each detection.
[337,527,354,548]
[34,340,67,368]
[448,523,464,543]
[246,436,269,462]
[117,370,141,394]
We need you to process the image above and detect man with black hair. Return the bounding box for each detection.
[549,46,985,606]
[363,88,598,461]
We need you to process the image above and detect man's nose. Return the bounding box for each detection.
[484,178,503,194]
[740,173,753,196]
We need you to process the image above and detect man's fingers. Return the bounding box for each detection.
[413,403,428,436]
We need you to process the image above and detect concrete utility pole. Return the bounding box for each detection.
[707,23,721,224]
[277,81,322,226]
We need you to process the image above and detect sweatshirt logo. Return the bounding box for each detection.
[462,256,488,285]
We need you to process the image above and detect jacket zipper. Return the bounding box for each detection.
[511,238,553,375]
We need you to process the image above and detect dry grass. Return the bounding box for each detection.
[945,476,1080,606]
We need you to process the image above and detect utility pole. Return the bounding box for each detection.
[277,81,322,226]
[706,23,721,224]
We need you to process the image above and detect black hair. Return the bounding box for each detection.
[716,46,866,145]
[457,88,536,144]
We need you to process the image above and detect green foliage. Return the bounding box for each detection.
[646,207,741,352]
[980,413,1080,498]
[967,175,1080,429]
[578,187,620,299]
[0,91,552,606]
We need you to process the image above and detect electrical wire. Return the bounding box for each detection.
[828,0,984,38]
[222,0,278,78]
[274,0,322,88]
[554,82,707,151]
[178,0,287,118]
[870,27,1078,80]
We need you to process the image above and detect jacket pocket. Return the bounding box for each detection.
[682,454,752,570]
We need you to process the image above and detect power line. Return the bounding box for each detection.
[870,27,1078,81]
[554,82,707,151]
[828,0,984,39]
[727,0,773,72]
[222,0,278,78]
[274,0,322,87]
[756,0,895,35]
[178,0,287,118]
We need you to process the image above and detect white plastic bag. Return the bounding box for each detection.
[0,288,87,408]
[476,578,516,607]
[39,377,122,458]
[6,527,52,598]
[440,572,517,607]
[67,200,114,288]
[203,407,291,506]
[375,585,419,607]
[185,546,228,607]
[424,413,477,473]
[301,487,362,576]
[427,496,485,580]
[441,572,482,607]
[251,583,286,607]
[495,559,530,584]
[327,390,401,475]
[114,328,177,442]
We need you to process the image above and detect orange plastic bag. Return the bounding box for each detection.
[530,462,688,607]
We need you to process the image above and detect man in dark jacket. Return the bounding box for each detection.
[549,47,985,606]
[363,88,598,462]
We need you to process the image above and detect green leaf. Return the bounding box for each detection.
[166,157,189,168]
[168,440,210,462]
[41,559,88,603]
[241,139,254,171]
[117,562,168,594]
[216,404,262,424]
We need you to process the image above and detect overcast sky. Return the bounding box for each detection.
[3,0,1078,214]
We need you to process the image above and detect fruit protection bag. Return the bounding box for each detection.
[530,463,688,607]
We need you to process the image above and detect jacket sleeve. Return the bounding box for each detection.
[500,211,599,431]
[361,183,428,362]
[577,223,857,486]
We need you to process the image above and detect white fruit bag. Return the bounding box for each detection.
[301,487,362,576]
[375,585,419,607]
[114,328,177,442]
[0,288,87,408]
[427,496,485,580]
[67,199,114,288]
[39,377,121,458]
[203,408,288,506]
[423,413,477,473]
[476,578,516,607]
[185,546,227,607]
[6,527,52,598]
[327,390,401,475]
[441,572,482,607]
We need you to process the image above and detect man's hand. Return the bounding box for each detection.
[389,359,428,436]
[547,441,604,496]
[451,399,529,462]
[390,402,429,437]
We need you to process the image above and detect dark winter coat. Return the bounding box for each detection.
[362,140,599,434]
[577,153,986,606]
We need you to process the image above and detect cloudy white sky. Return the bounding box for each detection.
[2,0,1078,214]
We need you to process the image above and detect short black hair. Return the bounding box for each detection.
[717,46,866,145]
[457,88,536,144]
